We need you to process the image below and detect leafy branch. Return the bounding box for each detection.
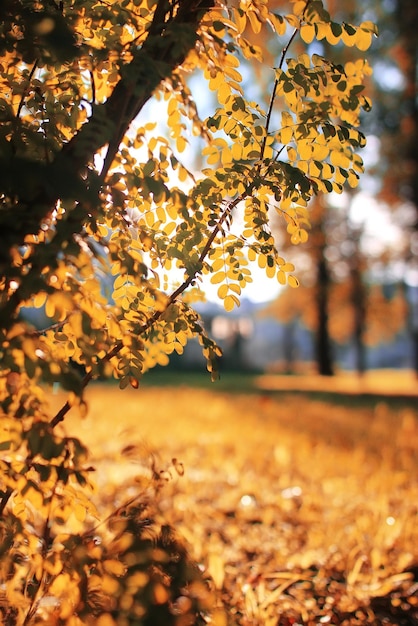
[50,186,253,428]
[259,0,313,164]
[0,0,214,329]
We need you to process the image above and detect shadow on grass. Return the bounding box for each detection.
[138,369,418,410]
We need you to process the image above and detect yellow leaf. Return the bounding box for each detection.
[101,574,120,595]
[285,14,300,28]
[176,136,187,152]
[257,254,267,269]
[25,485,44,509]
[287,145,297,162]
[228,283,241,295]
[248,10,262,34]
[311,143,329,160]
[341,28,356,47]
[280,125,292,145]
[217,284,228,299]
[217,81,231,104]
[211,271,226,284]
[96,615,117,626]
[233,8,247,34]
[288,275,300,288]
[315,22,328,41]
[263,145,274,159]
[321,163,334,179]
[103,559,126,576]
[355,29,373,51]
[113,274,127,290]
[298,53,310,68]
[297,141,312,160]
[268,13,286,36]
[224,295,238,312]
[330,150,351,169]
[309,161,322,177]
[347,169,360,188]
[300,24,315,44]
[162,221,176,236]
[212,258,225,271]
[281,262,295,272]
[277,271,286,285]
[74,503,87,523]
[45,298,55,318]
[49,573,72,596]
[360,20,378,34]
[266,264,276,278]
[33,292,47,308]
[231,142,243,160]
[293,1,307,16]
[221,146,233,165]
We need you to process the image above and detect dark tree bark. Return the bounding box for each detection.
[349,228,367,376]
[315,252,334,376]
[310,197,334,376]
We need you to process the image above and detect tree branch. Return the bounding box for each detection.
[0,0,214,328]
[48,1,311,428]
[50,183,254,429]
[16,60,38,119]
[259,0,313,163]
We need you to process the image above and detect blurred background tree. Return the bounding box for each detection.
[262,0,418,376]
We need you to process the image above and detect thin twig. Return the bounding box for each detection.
[259,0,313,163]
[89,70,96,105]
[16,61,38,118]
[0,488,12,517]
[28,318,69,337]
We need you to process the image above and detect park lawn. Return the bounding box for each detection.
[50,378,418,625]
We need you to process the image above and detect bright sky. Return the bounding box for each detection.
[200,265,282,304]
[110,76,411,305]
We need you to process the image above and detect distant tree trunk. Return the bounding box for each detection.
[350,228,367,376]
[283,319,297,374]
[316,251,334,376]
[351,268,367,376]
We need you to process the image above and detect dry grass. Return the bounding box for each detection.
[50,376,418,625]
[256,369,418,396]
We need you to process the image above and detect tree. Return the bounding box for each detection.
[0,0,374,623]
[349,0,418,373]
[265,195,359,375]
[264,0,418,376]
[262,6,373,376]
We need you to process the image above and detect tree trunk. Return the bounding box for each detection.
[350,229,367,376]
[283,319,297,374]
[351,268,367,376]
[316,253,334,376]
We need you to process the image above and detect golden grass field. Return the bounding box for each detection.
[50,373,418,625]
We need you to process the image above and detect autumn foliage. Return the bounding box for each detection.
[0,0,379,623]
